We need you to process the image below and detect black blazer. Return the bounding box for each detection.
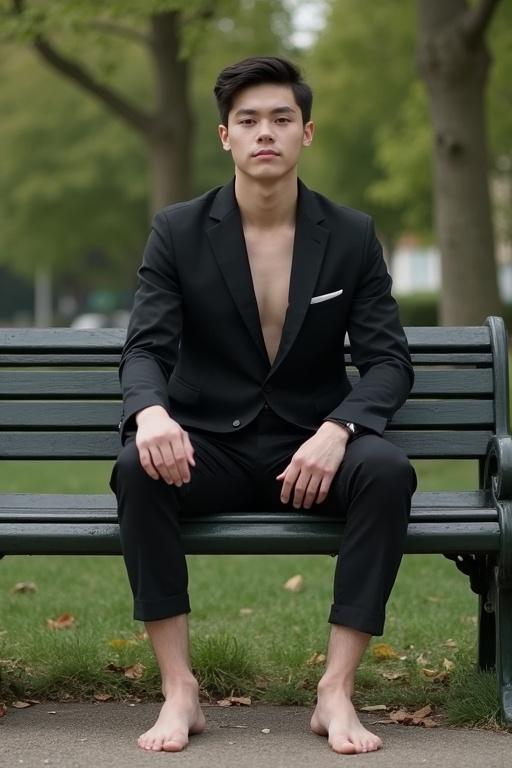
[118,178,413,444]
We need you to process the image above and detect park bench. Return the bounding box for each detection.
[0,317,511,723]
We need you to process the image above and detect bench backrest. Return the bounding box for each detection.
[0,317,509,466]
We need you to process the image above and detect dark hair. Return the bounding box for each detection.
[213,56,313,126]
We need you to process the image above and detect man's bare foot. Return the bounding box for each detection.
[310,678,383,754]
[137,680,206,752]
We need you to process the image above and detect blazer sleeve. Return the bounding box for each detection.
[324,217,414,436]
[118,211,182,444]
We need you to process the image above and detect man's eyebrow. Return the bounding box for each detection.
[234,106,297,117]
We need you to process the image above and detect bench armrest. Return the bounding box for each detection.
[484,436,512,501]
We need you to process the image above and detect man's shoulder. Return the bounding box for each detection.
[154,185,223,226]
[308,186,372,232]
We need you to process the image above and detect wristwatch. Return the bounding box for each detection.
[329,419,358,440]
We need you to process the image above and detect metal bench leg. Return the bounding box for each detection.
[478,592,496,670]
[495,563,512,723]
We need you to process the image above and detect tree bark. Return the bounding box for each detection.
[146,12,194,215]
[19,3,193,221]
[417,0,503,325]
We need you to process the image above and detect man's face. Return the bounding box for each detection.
[218,83,314,180]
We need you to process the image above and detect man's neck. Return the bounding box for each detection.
[234,172,298,229]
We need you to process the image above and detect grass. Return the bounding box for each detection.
[0,456,508,730]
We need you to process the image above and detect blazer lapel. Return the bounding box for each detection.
[270,182,330,375]
[207,181,270,366]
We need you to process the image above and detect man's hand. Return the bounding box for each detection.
[276,421,350,509]
[135,405,195,485]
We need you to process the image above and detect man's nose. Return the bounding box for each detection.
[256,121,275,141]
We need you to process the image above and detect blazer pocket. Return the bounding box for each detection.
[310,289,344,305]
[168,374,200,404]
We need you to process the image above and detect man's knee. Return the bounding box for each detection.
[352,436,416,492]
[110,439,146,494]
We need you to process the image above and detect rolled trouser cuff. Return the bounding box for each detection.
[328,602,385,636]
[134,592,191,622]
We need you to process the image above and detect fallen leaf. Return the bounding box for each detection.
[389,709,409,723]
[442,658,455,671]
[284,575,304,592]
[416,653,429,666]
[0,703,6,717]
[360,704,387,712]
[123,663,145,680]
[94,693,113,702]
[46,613,76,630]
[109,639,135,650]
[255,676,269,689]
[12,701,32,709]
[217,696,251,707]
[382,671,408,681]
[306,652,326,666]
[105,662,123,672]
[421,668,438,678]
[427,596,441,603]
[432,671,449,683]
[25,699,40,705]
[134,631,148,641]
[12,582,37,594]
[445,639,458,648]
[372,643,398,660]
[228,696,251,706]
[261,728,271,734]
[239,608,253,616]
[412,705,432,718]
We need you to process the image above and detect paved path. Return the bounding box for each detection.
[1,702,511,768]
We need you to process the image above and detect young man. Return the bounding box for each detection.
[110,56,417,755]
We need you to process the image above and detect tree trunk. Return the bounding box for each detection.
[417,0,503,325]
[34,267,52,327]
[147,12,194,217]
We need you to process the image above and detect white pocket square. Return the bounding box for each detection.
[310,289,344,305]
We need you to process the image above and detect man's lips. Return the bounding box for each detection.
[254,149,279,156]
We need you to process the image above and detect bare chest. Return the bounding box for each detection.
[244,227,295,364]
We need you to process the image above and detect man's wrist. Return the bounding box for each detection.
[135,404,169,426]
[321,419,352,442]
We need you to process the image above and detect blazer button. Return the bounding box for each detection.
[232,419,241,427]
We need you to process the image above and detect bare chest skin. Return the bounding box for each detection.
[243,225,295,365]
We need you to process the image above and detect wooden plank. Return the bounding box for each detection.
[0,368,495,398]
[0,490,496,521]
[0,400,494,429]
[0,402,122,427]
[0,430,492,459]
[0,325,492,351]
[0,490,498,522]
[0,328,126,351]
[0,355,120,367]
[0,371,120,398]
[0,520,500,556]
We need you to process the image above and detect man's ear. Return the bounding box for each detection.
[218,124,231,152]
[303,120,315,146]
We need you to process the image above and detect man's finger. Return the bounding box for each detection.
[302,475,321,509]
[292,470,310,508]
[151,444,179,485]
[279,464,299,504]
[169,435,190,484]
[157,442,177,485]
[183,431,196,467]
[316,474,334,505]
[138,446,160,481]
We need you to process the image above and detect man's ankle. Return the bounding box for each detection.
[162,674,199,698]
[317,673,354,698]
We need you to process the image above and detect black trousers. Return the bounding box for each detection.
[109,407,417,636]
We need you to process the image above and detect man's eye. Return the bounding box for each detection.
[240,119,254,125]
[276,117,291,123]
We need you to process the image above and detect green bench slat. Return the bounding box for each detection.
[0,368,495,398]
[0,326,492,350]
[0,353,495,367]
[0,400,495,428]
[0,521,500,556]
[0,492,498,523]
[0,430,494,459]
